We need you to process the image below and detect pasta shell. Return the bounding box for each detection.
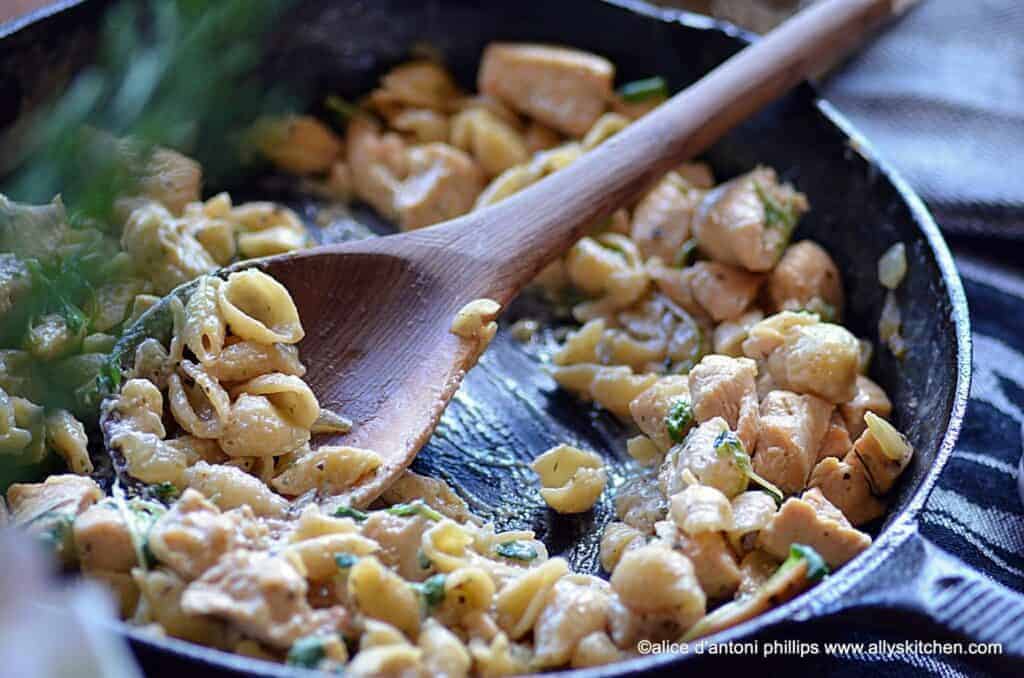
[218,270,304,345]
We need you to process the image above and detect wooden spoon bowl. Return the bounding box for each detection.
[109,0,903,507]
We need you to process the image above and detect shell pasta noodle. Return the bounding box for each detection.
[1,40,919,676]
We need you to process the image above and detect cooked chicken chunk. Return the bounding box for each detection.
[628,375,690,451]
[479,44,614,137]
[757,488,871,567]
[692,167,808,272]
[840,375,893,439]
[660,417,748,499]
[816,411,853,461]
[370,60,461,112]
[769,241,844,320]
[394,143,484,231]
[854,414,913,495]
[6,474,102,524]
[181,550,321,649]
[727,491,778,554]
[361,511,436,581]
[346,115,408,220]
[148,489,238,580]
[684,261,764,322]
[688,355,760,451]
[630,172,703,262]
[752,390,833,496]
[807,455,885,526]
[73,503,138,574]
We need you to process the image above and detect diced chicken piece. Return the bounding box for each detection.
[749,316,860,404]
[660,417,748,499]
[676,531,742,601]
[840,375,893,439]
[807,455,885,526]
[346,115,408,220]
[727,491,778,554]
[736,550,780,598]
[73,504,138,574]
[853,415,913,495]
[479,44,614,136]
[713,310,764,358]
[6,474,103,525]
[533,576,612,668]
[370,60,461,113]
[5,475,100,567]
[692,166,808,272]
[684,262,764,322]
[181,550,320,649]
[752,390,833,496]
[688,355,760,451]
[816,411,852,461]
[757,488,871,568]
[148,489,238,580]
[669,484,734,535]
[395,143,484,231]
[770,241,844,320]
[361,511,436,581]
[628,375,690,451]
[137,147,202,215]
[646,259,706,320]
[255,116,342,176]
[629,172,703,262]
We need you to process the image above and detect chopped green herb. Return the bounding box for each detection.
[286,635,327,669]
[414,574,447,610]
[754,181,798,235]
[417,549,433,570]
[333,505,368,521]
[666,398,694,444]
[673,238,699,267]
[713,430,784,505]
[495,540,539,562]
[786,543,830,581]
[334,553,358,570]
[150,481,180,503]
[386,501,443,522]
[618,76,669,103]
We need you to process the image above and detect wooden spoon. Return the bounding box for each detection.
[112,0,909,509]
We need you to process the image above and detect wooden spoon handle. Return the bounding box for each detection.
[448,0,902,301]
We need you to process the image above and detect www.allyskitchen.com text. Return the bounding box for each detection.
[636,639,1003,658]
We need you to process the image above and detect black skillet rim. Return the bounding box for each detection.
[0,0,972,675]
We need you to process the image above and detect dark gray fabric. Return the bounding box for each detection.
[823,0,1024,237]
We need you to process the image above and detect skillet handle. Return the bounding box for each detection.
[820,526,1024,662]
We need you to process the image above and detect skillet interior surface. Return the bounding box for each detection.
[0,0,971,675]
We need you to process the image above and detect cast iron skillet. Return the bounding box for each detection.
[2,0,1021,674]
